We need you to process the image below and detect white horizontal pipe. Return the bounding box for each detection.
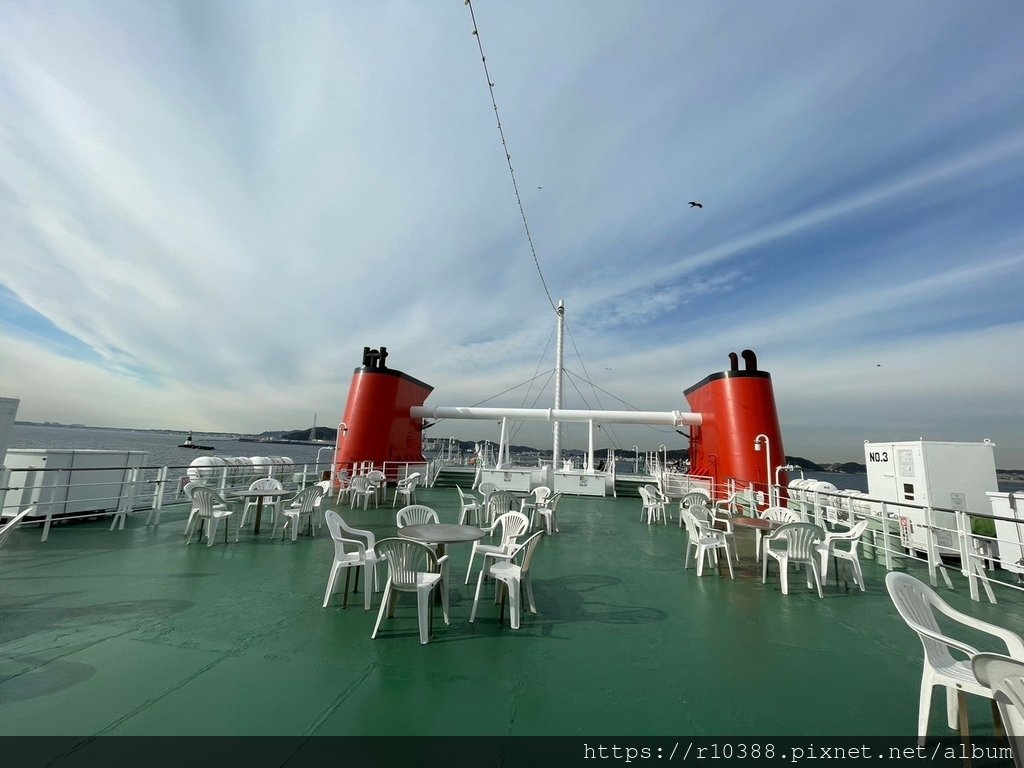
[410,405,702,426]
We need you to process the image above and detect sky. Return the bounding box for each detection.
[1,1,1024,466]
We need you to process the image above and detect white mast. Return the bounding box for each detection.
[552,300,565,467]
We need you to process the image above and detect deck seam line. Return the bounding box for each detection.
[71,615,297,746]
[0,627,137,687]
[302,662,379,736]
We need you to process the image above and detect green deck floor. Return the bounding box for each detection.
[2,487,1023,738]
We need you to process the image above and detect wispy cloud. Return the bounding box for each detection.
[1,1,1023,464]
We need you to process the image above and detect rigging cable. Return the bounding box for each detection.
[464,0,557,314]
[562,321,627,449]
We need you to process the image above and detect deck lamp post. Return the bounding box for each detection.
[753,434,772,507]
[775,463,796,508]
[659,444,667,469]
[633,445,639,474]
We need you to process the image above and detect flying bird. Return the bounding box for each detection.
[688,201,703,208]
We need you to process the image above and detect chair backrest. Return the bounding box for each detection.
[972,653,1024,740]
[681,490,711,508]
[767,522,824,561]
[350,475,372,493]
[291,485,323,513]
[191,486,225,518]
[325,510,375,556]
[531,486,552,504]
[762,506,801,523]
[0,508,34,550]
[643,484,666,503]
[399,473,420,492]
[374,538,440,587]
[885,571,967,668]
[511,530,545,574]
[681,508,702,539]
[456,486,477,506]
[366,470,386,487]
[494,511,530,546]
[183,481,206,500]
[477,482,499,500]
[688,503,712,524]
[831,519,870,551]
[692,514,724,543]
[396,505,440,527]
[249,477,283,492]
[543,492,563,511]
[486,491,519,518]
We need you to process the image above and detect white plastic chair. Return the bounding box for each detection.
[708,502,738,562]
[274,485,323,541]
[678,490,712,527]
[534,492,563,535]
[684,509,734,579]
[348,475,376,510]
[312,479,332,524]
[181,481,226,538]
[886,572,1024,745]
[818,519,869,590]
[365,470,386,507]
[238,478,284,530]
[972,653,1024,765]
[470,529,544,630]
[456,486,482,525]
[681,504,702,569]
[638,486,652,523]
[392,473,421,507]
[756,506,802,561]
[638,486,666,525]
[465,510,529,584]
[519,486,551,521]
[371,537,449,645]
[761,522,825,597]
[477,481,498,502]
[185,486,237,546]
[323,510,379,610]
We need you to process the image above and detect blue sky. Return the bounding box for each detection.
[1,1,1023,465]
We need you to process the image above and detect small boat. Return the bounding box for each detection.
[178,431,214,450]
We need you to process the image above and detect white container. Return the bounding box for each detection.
[4,448,148,519]
[478,467,532,493]
[553,470,606,497]
[864,440,997,551]
[986,492,1024,577]
[0,397,18,468]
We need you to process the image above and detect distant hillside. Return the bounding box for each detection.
[821,461,868,474]
[277,427,337,441]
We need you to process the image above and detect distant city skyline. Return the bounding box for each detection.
[2,3,1023,464]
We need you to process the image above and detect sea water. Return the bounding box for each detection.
[7,424,332,473]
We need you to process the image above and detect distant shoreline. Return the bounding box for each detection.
[13,422,1024,476]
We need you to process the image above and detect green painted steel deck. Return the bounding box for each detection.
[1,487,1023,738]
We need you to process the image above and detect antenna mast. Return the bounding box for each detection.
[552,300,565,466]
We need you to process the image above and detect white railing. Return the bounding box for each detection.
[773,482,1024,604]
[659,469,714,500]
[0,455,338,542]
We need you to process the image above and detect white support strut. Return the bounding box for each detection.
[410,405,702,427]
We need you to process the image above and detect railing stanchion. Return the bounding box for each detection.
[0,467,10,520]
[880,502,893,571]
